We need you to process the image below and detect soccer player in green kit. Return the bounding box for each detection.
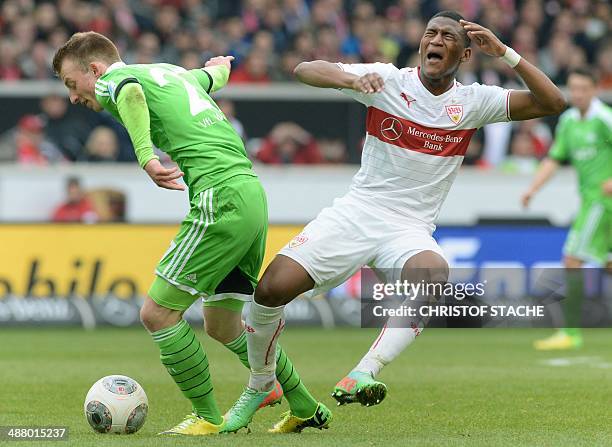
[52,31,328,435]
[523,68,612,350]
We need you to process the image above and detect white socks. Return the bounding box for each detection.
[353,324,422,377]
[246,300,285,391]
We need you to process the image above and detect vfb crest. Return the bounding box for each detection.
[445,104,464,124]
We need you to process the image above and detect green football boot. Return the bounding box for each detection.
[268,402,332,433]
[222,381,282,433]
[332,371,387,407]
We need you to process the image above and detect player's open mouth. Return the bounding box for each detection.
[426,51,444,62]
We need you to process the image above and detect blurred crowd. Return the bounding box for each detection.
[0,0,610,167]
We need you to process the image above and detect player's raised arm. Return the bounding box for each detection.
[460,20,567,121]
[115,83,185,191]
[294,60,384,93]
[190,55,233,94]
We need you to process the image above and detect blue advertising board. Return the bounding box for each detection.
[434,225,568,267]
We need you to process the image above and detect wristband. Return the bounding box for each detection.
[501,46,521,68]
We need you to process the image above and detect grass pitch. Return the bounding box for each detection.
[1,327,611,447]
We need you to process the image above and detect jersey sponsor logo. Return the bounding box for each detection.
[366,107,476,156]
[400,92,417,108]
[380,117,403,141]
[245,324,255,333]
[445,104,464,124]
[289,233,308,248]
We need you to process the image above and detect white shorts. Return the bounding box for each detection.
[279,193,446,296]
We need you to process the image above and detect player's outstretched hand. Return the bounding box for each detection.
[144,159,185,191]
[352,73,384,94]
[602,179,612,196]
[205,56,235,70]
[460,20,506,57]
[521,190,534,209]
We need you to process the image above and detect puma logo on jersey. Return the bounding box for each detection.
[185,273,197,283]
[400,92,416,107]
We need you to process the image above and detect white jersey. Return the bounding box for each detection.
[338,63,512,227]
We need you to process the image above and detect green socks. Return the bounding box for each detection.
[152,320,223,425]
[224,331,249,368]
[275,344,319,418]
[224,331,318,419]
[562,269,584,337]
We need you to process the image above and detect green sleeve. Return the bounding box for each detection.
[596,107,612,148]
[116,83,159,168]
[548,116,569,162]
[189,65,230,94]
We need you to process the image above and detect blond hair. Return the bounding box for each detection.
[52,31,120,74]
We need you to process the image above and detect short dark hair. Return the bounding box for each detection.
[66,176,81,188]
[430,10,471,47]
[567,67,598,84]
[52,31,120,75]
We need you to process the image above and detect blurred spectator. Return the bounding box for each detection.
[217,99,246,141]
[517,120,552,159]
[318,138,348,163]
[0,39,23,80]
[500,131,539,174]
[0,115,63,164]
[39,94,94,161]
[126,32,161,64]
[0,0,610,167]
[88,188,127,222]
[51,177,98,223]
[271,50,301,81]
[256,122,322,164]
[0,0,608,91]
[462,130,487,168]
[597,41,612,89]
[230,51,271,83]
[20,40,54,79]
[81,126,120,162]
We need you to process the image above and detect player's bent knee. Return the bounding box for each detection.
[403,250,449,283]
[254,277,286,307]
[140,296,181,333]
[139,303,157,332]
[204,323,222,342]
[204,322,235,344]
[254,255,315,307]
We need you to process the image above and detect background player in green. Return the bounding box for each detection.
[523,68,612,350]
[52,31,327,435]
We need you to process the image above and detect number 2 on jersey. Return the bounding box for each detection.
[150,66,217,116]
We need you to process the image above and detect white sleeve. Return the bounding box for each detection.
[473,83,513,126]
[335,62,398,106]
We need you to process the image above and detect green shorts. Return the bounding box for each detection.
[564,200,611,265]
[150,175,267,310]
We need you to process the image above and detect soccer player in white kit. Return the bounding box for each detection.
[224,10,566,431]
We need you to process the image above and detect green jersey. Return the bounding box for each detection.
[548,98,612,209]
[94,62,255,196]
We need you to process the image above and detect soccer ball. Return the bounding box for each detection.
[84,375,148,434]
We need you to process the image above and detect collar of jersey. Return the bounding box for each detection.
[415,66,457,100]
[583,97,603,120]
[104,61,127,75]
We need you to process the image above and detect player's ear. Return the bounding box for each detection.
[90,62,103,78]
[460,47,471,64]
